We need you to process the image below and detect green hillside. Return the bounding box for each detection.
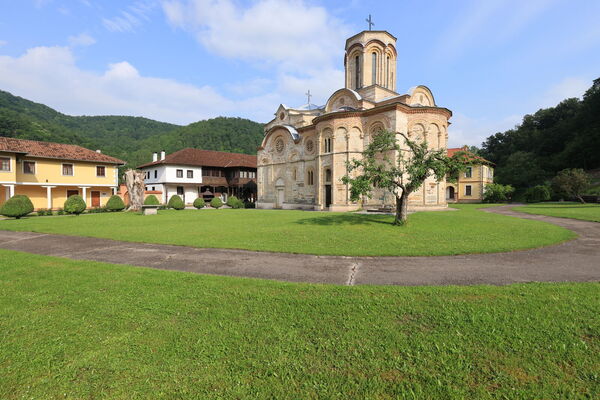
[0,90,264,167]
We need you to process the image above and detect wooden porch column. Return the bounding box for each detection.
[42,186,56,209]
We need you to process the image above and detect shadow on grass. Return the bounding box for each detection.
[294,213,395,226]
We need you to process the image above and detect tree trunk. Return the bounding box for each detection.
[576,194,586,204]
[124,169,145,212]
[394,190,410,225]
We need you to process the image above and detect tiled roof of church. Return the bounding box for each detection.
[138,148,257,169]
[0,137,125,164]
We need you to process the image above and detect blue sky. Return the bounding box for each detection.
[0,0,599,147]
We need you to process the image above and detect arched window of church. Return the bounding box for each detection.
[307,170,314,186]
[386,56,390,88]
[325,169,332,183]
[371,52,377,85]
[354,56,360,89]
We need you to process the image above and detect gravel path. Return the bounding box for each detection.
[0,205,598,286]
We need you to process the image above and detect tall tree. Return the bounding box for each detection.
[342,130,467,225]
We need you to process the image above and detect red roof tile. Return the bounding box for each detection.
[138,148,257,169]
[447,146,492,164]
[0,137,125,164]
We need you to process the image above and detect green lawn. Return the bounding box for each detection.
[513,202,600,222]
[0,250,598,399]
[0,205,575,256]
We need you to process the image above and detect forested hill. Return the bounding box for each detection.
[479,78,600,188]
[0,90,264,167]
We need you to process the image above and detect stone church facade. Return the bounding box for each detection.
[257,30,452,211]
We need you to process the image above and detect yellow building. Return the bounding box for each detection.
[446,147,494,203]
[0,137,125,210]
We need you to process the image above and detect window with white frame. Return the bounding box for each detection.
[0,157,10,171]
[23,161,35,174]
[187,170,193,179]
[96,166,106,177]
[62,163,74,176]
[176,169,183,178]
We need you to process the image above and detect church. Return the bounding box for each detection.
[256,28,452,211]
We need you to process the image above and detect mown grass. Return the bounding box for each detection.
[0,204,575,256]
[513,202,600,222]
[0,250,598,399]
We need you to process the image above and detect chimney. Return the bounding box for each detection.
[152,152,158,162]
[160,150,166,160]
[96,149,102,153]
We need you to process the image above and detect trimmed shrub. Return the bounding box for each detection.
[168,195,185,210]
[57,208,65,215]
[193,197,206,209]
[64,195,86,215]
[483,183,515,203]
[244,201,256,209]
[0,195,34,219]
[524,185,551,203]
[36,209,47,217]
[210,197,223,209]
[226,196,244,209]
[144,195,160,206]
[106,195,126,211]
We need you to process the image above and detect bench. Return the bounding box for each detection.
[142,205,160,215]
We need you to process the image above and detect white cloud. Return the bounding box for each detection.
[0,45,242,124]
[68,33,96,47]
[162,0,349,72]
[160,0,351,114]
[537,77,590,108]
[103,0,157,33]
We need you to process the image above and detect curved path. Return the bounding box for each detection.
[0,205,598,286]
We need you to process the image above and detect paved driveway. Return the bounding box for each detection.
[0,206,598,286]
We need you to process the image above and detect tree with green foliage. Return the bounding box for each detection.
[524,185,551,203]
[483,183,515,203]
[551,169,591,203]
[193,197,205,209]
[0,195,34,219]
[480,78,600,189]
[210,197,223,209]
[342,130,468,225]
[64,195,86,215]
[105,195,126,211]
[143,195,160,206]
[167,195,185,210]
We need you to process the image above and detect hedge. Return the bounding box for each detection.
[168,195,185,210]
[0,195,34,219]
[144,195,160,206]
[193,197,205,209]
[64,195,86,215]
[210,197,223,209]
[106,195,126,211]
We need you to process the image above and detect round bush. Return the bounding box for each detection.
[64,195,86,215]
[0,195,34,219]
[168,195,185,210]
[106,195,126,211]
[144,195,160,206]
[210,197,223,209]
[226,196,244,209]
[193,197,205,209]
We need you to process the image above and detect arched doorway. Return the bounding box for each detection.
[324,168,332,208]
